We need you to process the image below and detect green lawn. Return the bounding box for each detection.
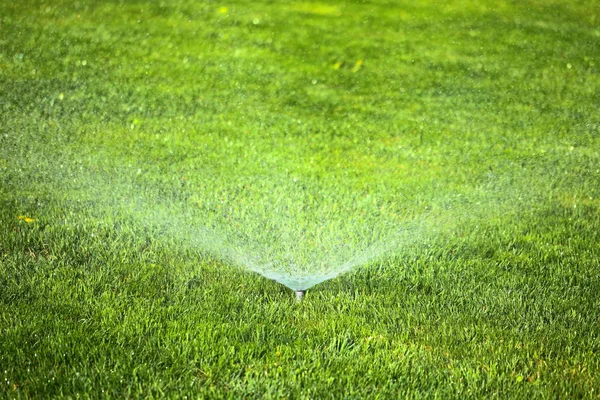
[1,0,600,398]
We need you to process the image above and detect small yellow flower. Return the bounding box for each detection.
[218,6,228,14]
[17,215,36,223]
[352,59,363,72]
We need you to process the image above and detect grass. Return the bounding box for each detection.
[1,0,600,398]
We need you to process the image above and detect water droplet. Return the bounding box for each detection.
[252,18,260,25]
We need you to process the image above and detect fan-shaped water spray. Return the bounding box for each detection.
[110,168,509,301]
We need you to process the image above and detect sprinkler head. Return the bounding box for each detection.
[295,290,306,302]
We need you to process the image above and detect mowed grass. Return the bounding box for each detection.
[1,0,600,398]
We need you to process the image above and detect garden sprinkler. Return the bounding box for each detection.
[295,290,306,302]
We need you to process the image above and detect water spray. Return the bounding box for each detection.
[295,290,306,302]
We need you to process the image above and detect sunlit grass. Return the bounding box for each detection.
[1,0,600,398]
